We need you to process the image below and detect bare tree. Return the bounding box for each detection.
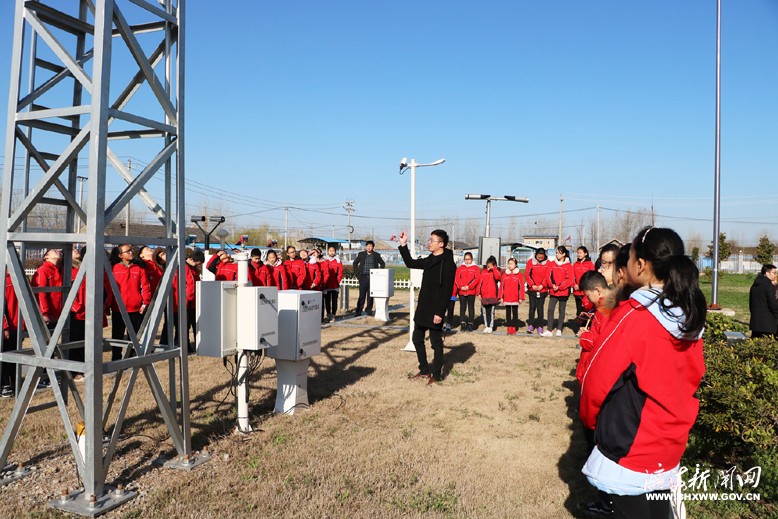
[605,207,652,243]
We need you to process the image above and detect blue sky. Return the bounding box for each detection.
[1,1,777,246]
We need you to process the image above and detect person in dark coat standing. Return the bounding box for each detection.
[399,229,456,383]
[352,241,385,316]
[749,264,778,338]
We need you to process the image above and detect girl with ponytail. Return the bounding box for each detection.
[579,227,706,518]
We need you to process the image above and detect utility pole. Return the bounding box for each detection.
[558,193,563,247]
[596,204,601,252]
[284,206,289,252]
[126,158,131,236]
[344,199,354,258]
[651,194,655,226]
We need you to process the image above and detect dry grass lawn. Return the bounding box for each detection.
[0,297,597,518]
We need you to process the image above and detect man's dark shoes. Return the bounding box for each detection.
[409,372,431,381]
[427,374,442,385]
[584,499,614,515]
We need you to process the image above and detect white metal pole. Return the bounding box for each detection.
[485,199,492,238]
[404,160,418,351]
[234,252,252,432]
[711,0,722,308]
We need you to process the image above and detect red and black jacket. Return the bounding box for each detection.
[579,297,705,474]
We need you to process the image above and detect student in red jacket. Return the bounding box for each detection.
[173,249,203,353]
[139,246,162,297]
[572,246,595,330]
[499,257,525,334]
[541,246,574,337]
[454,252,480,332]
[248,248,274,287]
[2,273,19,397]
[297,250,316,290]
[323,246,343,321]
[284,246,307,289]
[580,227,706,518]
[32,248,64,326]
[476,256,501,333]
[575,269,619,516]
[525,248,549,335]
[266,250,289,289]
[307,249,329,321]
[69,246,86,378]
[111,244,152,360]
[206,250,238,281]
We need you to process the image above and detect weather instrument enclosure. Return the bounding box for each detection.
[267,290,322,361]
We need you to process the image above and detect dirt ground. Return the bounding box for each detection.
[0,295,598,518]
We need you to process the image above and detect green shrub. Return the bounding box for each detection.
[685,312,777,512]
[702,312,748,344]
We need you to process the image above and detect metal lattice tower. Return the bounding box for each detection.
[0,0,199,513]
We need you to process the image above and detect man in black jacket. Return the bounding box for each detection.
[749,264,778,338]
[352,241,385,316]
[399,229,456,383]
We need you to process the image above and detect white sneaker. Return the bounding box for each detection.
[555,330,562,337]
[540,330,553,337]
[483,327,492,334]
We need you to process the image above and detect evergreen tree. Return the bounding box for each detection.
[706,232,731,263]
[755,235,775,266]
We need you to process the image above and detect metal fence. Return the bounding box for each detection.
[697,253,778,274]
[340,277,412,289]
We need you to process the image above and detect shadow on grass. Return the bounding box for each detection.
[307,325,408,402]
[442,341,476,380]
[557,376,598,518]
[56,325,424,486]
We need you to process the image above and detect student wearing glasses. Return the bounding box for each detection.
[111,244,151,360]
[596,243,620,287]
[398,229,456,384]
